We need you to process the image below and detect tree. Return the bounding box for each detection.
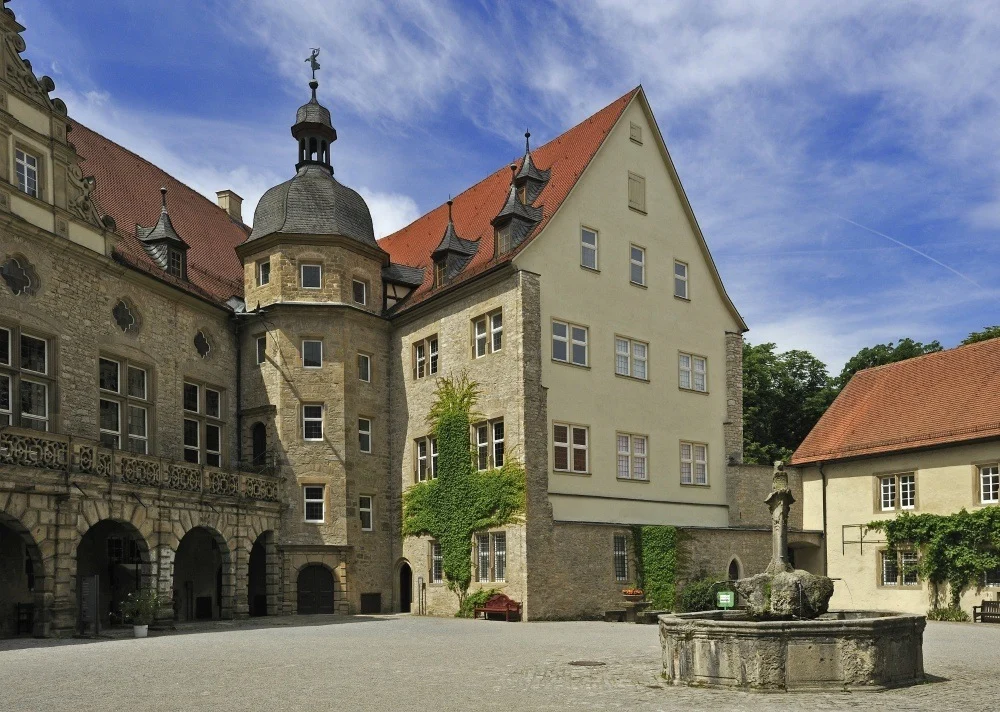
[962,326,1000,345]
[834,338,942,390]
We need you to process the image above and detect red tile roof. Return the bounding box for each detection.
[378,87,640,310]
[69,121,248,305]
[791,338,1000,465]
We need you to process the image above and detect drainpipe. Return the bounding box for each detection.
[818,462,828,576]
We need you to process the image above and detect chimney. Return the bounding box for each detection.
[216,190,243,223]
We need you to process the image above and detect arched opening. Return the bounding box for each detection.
[727,557,742,582]
[77,520,150,632]
[248,531,275,617]
[398,561,412,614]
[0,514,45,637]
[251,422,267,467]
[297,564,334,615]
[173,527,229,621]
[308,137,318,162]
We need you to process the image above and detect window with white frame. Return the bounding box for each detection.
[98,357,150,454]
[581,227,598,270]
[615,337,648,380]
[879,473,916,511]
[256,259,270,286]
[357,353,371,383]
[431,541,443,583]
[981,464,999,504]
[15,149,38,198]
[552,320,588,366]
[302,404,324,441]
[0,327,54,431]
[627,172,645,212]
[476,532,507,583]
[613,534,628,581]
[302,340,323,369]
[358,417,372,453]
[554,423,588,473]
[473,310,503,357]
[304,486,325,523]
[415,436,439,481]
[412,335,438,379]
[166,249,185,279]
[680,442,708,485]
[616,433,648,481]
[359,495,373,531]
[629,245,646,286]
[678,353,707,392]
[674,261,689,299]
[255,336,267,365]
[182,381,224,466]
[300,263,322,289]
[473,418,504,470]
[881,550,919,587]
[352,279,368,306]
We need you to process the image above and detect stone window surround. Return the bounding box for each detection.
[877,548,920,588]
[300,262,322,289]
[476,530,507,583]
[678,351,708,393]
[411,334,438,380]
[472,308,503,359]
[613,533,629,582]
[357,352,371,383]
[303,484,325,523]
[580,225,599,271]
[98,354,153,455]
[975,462,1000,505]
[872,471,918,513]
[358,416,372,454]
[472,417,504,471]
[0,322,57,432]
[256,258,271,286]
[359,495,373,531]
[430,540,443,584]
[302,403,324,441]
[414,434,438,482]
[301,339,323,369]
[629,243,646,287]
[352,277,369,306]
[182,380,225,467]
[255,334,267,365]
[12,138,47,202]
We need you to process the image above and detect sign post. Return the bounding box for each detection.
[716,590,735,610]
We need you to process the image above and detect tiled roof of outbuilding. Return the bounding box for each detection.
[791,338,1000,465]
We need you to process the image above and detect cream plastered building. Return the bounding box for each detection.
[792,339,1000,615]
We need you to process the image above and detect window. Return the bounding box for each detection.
[476,532,507,583]
[554,423,588,473]
[614,534,628,581]
[473,310,502,357]
[302,340,323,368]
[517,184,527,204]
[880,476,896,511]
[98,357,150,454]
[900,474,916,509]
[629,121,643,144]
[495,223,512,255]
[415,436,439,481]
[257,259,270,286]
[679,353,707,392]
[182,382,225,466]
[303,404,324,441]
[431,541,443,583]
[615,337,648,380]
[581,227,598,270]
[878,473,916,511]
[300,263,322,289]
[434,261,446,287]
[680,442,708,485]
[166,249,184,278]
[473,418,504,470]
[617,433,648,481]
[552,320,588,366]
[15,149,38,198]
[0,327,54,431]
[674,261,689,299]
[358,417,371,453]
[629,245,646,286]
[304,486,325,523]
[985,567,1000,587]
[981,464,999,504]
[881,550,919,587]
[412,336,438,379]
[627,172,645,212]
[357,353,371,383]
[255,336,267,365]
[359,495,373,531]
[352,279,368,306]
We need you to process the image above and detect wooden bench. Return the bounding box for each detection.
[973,600,1000,623]
[474,593,522,622]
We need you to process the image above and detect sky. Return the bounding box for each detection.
[14,1,1000,373]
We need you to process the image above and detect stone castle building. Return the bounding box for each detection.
[0,5,817,635]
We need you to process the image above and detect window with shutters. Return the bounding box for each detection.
[98,356,151,454]
[627,172,646,213]
[615,336,648,380]
[616,433,648,481]
[554,423,588,474]
[629,122,643,144]
[680,441,708,486]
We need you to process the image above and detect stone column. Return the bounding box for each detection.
[233,529,250,619]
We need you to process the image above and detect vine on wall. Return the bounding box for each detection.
[402,375,526,605]
[631,525,682,610]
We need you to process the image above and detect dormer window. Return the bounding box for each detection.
[167,248,185,278]
[517,185,527,204]
[15,149,39,199]
[495,224,512,255]
[434,261,446,288]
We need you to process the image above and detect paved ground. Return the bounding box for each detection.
[0,616,994,711]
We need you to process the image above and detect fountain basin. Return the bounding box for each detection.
[659,610,925,692]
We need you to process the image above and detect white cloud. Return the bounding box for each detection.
[361,188,421,239]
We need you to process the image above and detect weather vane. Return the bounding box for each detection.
[305,48,321,80]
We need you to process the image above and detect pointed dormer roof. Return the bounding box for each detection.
[492,164,542,226]
[432,200,478,260]
[514,130,550,185]
[136,187,187,248]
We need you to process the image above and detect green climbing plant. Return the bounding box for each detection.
[631,525,682,610]
[868,508,1000,609]
[402,375,526,606]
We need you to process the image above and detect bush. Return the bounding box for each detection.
[457,588,500,618]
[120,588,160,626]
[679,574,732,612]
[926,606,970,622]
[632,525,679,611]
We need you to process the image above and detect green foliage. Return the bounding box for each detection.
[961,326,1000,345]
[120,588,160,626]
[868,508,1000,608]
[834,338,942,389]
[457,587,501,618]
[631,525,679,610]
[678,573,733,612]
[402,375,526,605]
[926,606,971,622]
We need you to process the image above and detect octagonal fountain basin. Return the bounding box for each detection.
[659,610,925,692]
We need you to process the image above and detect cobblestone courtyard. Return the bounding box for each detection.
[0,617,994,711]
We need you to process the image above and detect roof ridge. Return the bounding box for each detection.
[852,335,1000,378]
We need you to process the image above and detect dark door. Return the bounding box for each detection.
[399,563,412,613]
[297,565,334,614]
[251,423,267,466]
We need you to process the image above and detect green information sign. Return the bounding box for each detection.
[716,591,735,609]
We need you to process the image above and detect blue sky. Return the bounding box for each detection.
[15,1,1000,372]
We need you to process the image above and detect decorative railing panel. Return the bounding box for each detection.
[118,454,161,487]
[0,429,68,470]
[164,464,202,493]
[244,476,280,502]
[77,444,113,477]
[206,469,239,497]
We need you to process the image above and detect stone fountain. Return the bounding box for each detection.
[658,462,925,692]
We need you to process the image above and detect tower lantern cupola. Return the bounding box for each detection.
[292,50,336,172]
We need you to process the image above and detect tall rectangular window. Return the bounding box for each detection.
[495,224,512,255]
[302,340,323,368]
[352,279,368,305]
[552,321,588,366]
[431,541,443,583]
[553,423,588,473]
[674,261,689,299]
[981,464,999,504]
[412,336,438,379]
[900,474,916,509]
[617,433,648,481]
[358,418,372,453]
[880,476,896,511]
[182,381,225,466]
[477,534,490,583]
[256,336,267,365]
[627,172,645,212]
[472,310,503,357]
[303,404,324,441]
[680,442,708,485]
[415,436,438,482]
[359,495,373,531]
[300,264,322,289]
[357,353,371,383]
[581,227,598,270]
[629,244,646,285]
[615,337,648,380]
[679,353,707,392]
[304,486,325,523]
[15,149,38,198]
[476,532,507,583]
[629,122,643,144]
[98,357,150,454]
[257,259,270,286]
[472,418,503,470]
[0,328,53,431]
[881,550,899,587]
[879,472,917,511]
[613,534,628,581]
[493,532,506,582]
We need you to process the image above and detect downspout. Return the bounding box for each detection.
[818,462,828,576]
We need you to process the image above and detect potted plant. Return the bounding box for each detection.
[121,588,160,638]
[622,587,644,602]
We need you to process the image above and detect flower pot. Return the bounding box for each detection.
[133,624,148,638]
[623,594,644,603]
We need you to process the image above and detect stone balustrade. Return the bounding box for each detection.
[0,426,282,503]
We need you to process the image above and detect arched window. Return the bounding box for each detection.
[727,558,741,582]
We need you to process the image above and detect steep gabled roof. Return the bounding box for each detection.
[791,338,1000,465]
[69,121,248,304]
[377,88,640,311]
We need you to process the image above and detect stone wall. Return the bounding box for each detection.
[726,463,804,530]
[723,331,744,465]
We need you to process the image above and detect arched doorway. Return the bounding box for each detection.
[173,527,229,621]
[297,564,334,614]
[0,514,44,637]
[727,558,742,582]
[247,531,274,617]
[77,520,150,632]
[398,561,412,613]
[251,422,267,467]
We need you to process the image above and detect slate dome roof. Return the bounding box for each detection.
[296,97,332,127]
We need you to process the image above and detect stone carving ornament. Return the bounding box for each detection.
[208,470,239,497]
[0,430,67,469]
[164,464,202,493]
[112,299,140,334]
[244,476,279,502]
[1,255,38,296]
[66,163,106,229]
[1,12,65,114]
[194,330,211,358]
[119,454,160,487]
